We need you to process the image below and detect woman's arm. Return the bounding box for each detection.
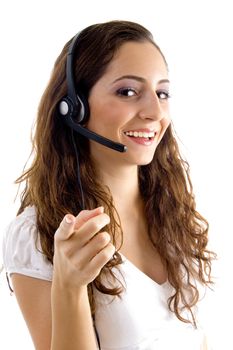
[11,274,52,350]
[12,275,97,350]
[51,281,97,350]
[11,207,114,350]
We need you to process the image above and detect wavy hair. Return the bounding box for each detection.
[16,20,216,326]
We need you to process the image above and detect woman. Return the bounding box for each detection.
[2,20,215,349]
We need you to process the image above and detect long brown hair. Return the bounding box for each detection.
[16,20,216,326]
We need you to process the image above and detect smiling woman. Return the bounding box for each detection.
[2,20,215,350]
[87,41,171,167]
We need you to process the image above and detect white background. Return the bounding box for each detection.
[0,0,232,349]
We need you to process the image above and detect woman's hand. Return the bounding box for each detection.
[53,207,115,289]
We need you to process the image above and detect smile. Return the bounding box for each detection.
[124,130,155,139]
[123,129,157,146]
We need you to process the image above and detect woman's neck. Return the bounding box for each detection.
[96,164,142,214]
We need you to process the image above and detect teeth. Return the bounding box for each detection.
[125,131,155,138]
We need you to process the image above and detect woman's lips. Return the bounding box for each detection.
[123,129,157,146]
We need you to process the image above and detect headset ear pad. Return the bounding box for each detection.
[59,92,90,124]
[76,91,90,124]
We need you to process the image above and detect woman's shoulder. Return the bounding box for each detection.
[5,205,37,232]
[4,206,38,249]
[13,204,37,221]
[4,204,36,235]
[2,206,53,281]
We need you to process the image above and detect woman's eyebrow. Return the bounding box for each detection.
[112,75,170,84]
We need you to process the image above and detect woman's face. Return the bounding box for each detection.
[87,41,171,167]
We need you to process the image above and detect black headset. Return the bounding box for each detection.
[58,32,127,153]
[58,32,127,349]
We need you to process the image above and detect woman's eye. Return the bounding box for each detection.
[116,88,137,97]
[157,90,171,100]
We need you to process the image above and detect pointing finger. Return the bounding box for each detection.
[74,207,104,230]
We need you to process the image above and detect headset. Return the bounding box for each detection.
[57,33,128,349]
[58,32,127,153]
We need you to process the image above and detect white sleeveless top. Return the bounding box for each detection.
[2,206,208,349]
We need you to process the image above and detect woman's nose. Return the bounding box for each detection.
[138,93,165,121]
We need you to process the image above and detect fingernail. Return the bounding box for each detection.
[65,215,74,224]
[98,206,104,213]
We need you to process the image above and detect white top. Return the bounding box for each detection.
[2,206,207,350]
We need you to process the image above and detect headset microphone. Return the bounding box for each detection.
[59,103,127,153]
[58,32,127,153]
